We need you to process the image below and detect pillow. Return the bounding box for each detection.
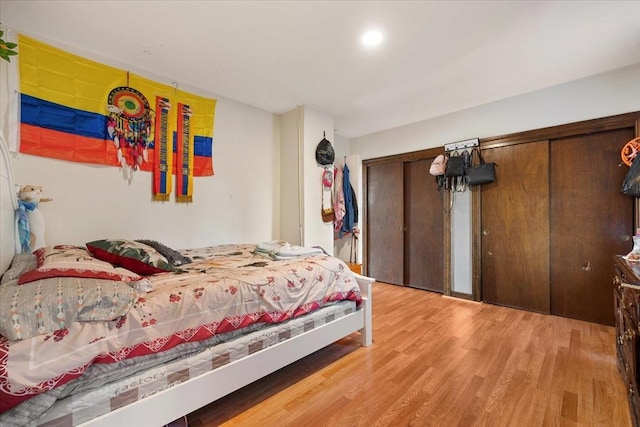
[18,245,141,285]
[1,253,37,285]
[0,276,138,341]
[86,239,176,276]
[135,239,191,266]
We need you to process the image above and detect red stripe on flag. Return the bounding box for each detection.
[20,124,213,176]
[193,156,213,177]
[20,123,119,166]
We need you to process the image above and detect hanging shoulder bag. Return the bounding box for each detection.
[466,148,497,186]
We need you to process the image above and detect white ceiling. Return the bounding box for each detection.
[1,0,639,139]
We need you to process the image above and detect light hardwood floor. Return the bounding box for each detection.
[188,282,631,427]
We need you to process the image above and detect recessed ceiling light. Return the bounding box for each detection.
[361,30,383,47]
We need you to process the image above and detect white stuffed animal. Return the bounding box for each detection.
[18,185,52,252]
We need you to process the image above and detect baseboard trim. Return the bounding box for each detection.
[446,291,479,302]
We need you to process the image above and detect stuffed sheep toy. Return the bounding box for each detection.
[17,185,52,253]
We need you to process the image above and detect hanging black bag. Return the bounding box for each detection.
[445,151,465,177]
[315,132,335,166]
[622,154,640,197]
[466,148,497,186]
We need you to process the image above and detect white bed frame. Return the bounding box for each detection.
[83,275,372,427]
[0,136,374,427]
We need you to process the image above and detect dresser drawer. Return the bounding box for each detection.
[614,256,640,426]
[622,286,640,323]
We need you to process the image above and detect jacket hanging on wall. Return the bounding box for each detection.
[349,184,358,224]
[333,166,346,231]
[340,164,358,237]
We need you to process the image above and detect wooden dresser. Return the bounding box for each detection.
[614,255,640,426]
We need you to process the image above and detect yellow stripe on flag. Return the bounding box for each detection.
[19,34,125,113]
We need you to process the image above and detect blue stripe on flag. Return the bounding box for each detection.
[21,94,108,140]
[172,132,212,157]
[194,136,212,157]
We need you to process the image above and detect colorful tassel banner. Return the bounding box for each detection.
[153,96,172,201]
[176,103,194,203]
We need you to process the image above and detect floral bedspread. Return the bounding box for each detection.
[0,244,361,413]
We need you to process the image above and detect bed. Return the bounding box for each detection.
[0,139,374,426]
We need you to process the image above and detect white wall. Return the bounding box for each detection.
[279,108,302,245]
[353,63,640,157]
[0,37,16,272]
[7,97,280,250]
[351,63,640,293]
[301,107,335,254]
[1,34,21,272]
[451,191,473,294]
[279,106,337,254]
[0,25,283,254]
[0,34,341,265]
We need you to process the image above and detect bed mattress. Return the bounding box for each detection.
[34,300,356,426]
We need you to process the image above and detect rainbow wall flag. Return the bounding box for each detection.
[17,34,216,177]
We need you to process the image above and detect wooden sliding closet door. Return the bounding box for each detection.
[366,155,444,291]
[481,125,635,324]
[550,128,634,325]
[367,162,404,284]
[481,141,551,313]
[405,159,444,292]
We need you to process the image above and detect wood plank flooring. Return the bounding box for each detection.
[187,282,631,427]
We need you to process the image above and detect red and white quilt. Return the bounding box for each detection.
[0,244,361,413]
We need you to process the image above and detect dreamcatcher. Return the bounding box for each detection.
[106,86,153,177]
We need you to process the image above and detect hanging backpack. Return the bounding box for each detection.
[444,151,465,177]
[315,132,335,166]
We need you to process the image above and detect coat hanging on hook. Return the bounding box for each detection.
[315,131,335,165]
